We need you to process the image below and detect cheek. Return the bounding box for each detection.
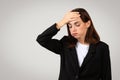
[77,26,87,33]
[77,26,83,31]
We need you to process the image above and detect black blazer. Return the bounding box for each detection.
[36,23,112,80]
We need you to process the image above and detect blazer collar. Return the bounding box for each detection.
[69,47,79,73]
[81,44,96,68]
[79,43,96,71]
[69,43,96,72]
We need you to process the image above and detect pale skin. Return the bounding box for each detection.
[56,11,91,45]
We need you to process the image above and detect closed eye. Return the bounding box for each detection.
[74,22,80,26]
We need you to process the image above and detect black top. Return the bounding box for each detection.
[36,23,112,80]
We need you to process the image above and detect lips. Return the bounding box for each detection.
[72,33,78,36]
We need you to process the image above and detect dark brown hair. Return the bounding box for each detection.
[67,8,100,48]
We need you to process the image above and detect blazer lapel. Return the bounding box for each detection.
[69,47,79,73]
[79,44,96,71]
[68,43,96,73]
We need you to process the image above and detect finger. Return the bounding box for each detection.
[71,14,80,19]
[69,17,80,22]
[71,13,80,17]
[71,12,80,15]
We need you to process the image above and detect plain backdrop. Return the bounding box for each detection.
[0,0,120,80]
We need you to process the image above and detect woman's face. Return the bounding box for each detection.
[68,17,90,40]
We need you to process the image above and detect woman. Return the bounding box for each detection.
[36,8,112,80]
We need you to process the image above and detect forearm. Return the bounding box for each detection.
[36,23,63,54]
[36,23,59,45]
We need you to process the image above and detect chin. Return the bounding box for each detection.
[72,36,79,39]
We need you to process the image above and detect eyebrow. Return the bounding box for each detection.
[74,21,80,25]
[68,21,80,25]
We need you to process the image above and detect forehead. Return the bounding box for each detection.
[68,17,83,24]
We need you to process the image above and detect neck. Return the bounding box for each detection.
[77,37,89,45]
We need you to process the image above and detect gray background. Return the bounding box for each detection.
[0,0,120,80]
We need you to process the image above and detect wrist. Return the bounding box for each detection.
[56,20,65,29]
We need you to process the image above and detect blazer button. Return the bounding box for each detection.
[75,75,78,79]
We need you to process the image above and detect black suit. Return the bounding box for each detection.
[36,23,112,80]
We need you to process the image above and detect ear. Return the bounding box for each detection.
[86,20,91,28]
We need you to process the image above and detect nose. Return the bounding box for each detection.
[71,26,77,32]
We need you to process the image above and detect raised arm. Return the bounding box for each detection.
[36,11,80,54]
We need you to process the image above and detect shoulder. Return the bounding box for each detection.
[60,36,71,46]
[97,41,109,47]
[96,41,110,57]
[96,41,109,50]
[60,36,69,43]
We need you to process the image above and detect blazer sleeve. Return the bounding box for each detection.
[101,44,112,80]
[36,23,64,54]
